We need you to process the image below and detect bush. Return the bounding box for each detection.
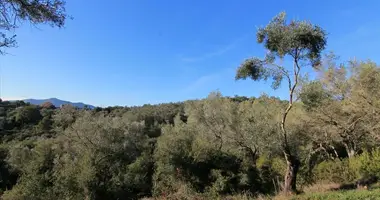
[357,148,380,177]
[154,121,270,197]
[257,156,286,194]
[313,149,380,184]
[313,159,359,183]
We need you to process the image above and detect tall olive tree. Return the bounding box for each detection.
[0,0,68,54]
[235,12,327,193]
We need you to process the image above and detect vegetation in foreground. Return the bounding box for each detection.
[290,188,380,200]
[142,187,380,200]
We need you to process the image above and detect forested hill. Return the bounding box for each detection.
[0,63,380,199]
[23,98,95,109]
[0,94,257,140]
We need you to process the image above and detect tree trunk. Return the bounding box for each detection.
[280,58,301,194]
[343,142,356,158]
[330,145,340,160]
[346,148,356,158]
[246,146,258,165]
[283,155,300,194]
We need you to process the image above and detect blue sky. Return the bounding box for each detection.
[1,0,380,107]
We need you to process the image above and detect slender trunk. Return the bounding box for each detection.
[281,100,299,194]
[280,58,301,194]
[283,148,300,194]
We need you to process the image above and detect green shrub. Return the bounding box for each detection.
[357,148,380,177]
[256,156,286,194]
[313,149,380,184]
[313,159,359,183]
[270,157,287,177]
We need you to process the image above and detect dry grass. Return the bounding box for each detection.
[301,182,340,193]
[141,183,376,200]
[255,183,344,200]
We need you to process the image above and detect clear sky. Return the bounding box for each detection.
[1,0,380,107]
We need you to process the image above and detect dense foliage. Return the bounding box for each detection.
[0,59,379,199]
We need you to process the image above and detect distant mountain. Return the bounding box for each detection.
[23,98,95,109]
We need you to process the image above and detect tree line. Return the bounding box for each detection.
[0,55,379,199]
[1,2,380,199]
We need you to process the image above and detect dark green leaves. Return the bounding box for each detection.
[236,12,327,92]
[235,56,285,90]
[0,0,69,54]
[235,57,267,81]
[1,0,68,27]
[257,12,327,64]
[299,81,329,111]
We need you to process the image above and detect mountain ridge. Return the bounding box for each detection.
[23,98,95,109]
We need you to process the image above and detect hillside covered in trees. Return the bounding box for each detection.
[0,55,380,199]
[1,1,380,199]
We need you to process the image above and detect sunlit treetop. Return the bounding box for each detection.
[257,12,327,63]
[236,12,327,89]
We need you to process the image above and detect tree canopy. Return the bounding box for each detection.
[0,0,68,54]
